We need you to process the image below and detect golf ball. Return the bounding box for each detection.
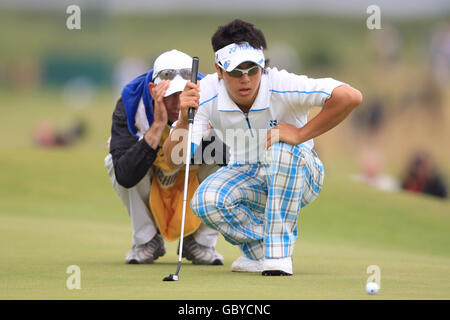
[366,282,379,295]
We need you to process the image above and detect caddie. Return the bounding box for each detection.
[164,20,363,276]
[105,49,224,265]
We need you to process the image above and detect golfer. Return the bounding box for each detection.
[105,50,223,265]
[164,20,362,275]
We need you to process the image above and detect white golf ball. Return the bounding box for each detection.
[366,282,379,295]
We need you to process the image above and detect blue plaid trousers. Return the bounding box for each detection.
[191,142,324,260]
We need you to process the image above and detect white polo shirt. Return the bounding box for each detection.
[191,67,345,164]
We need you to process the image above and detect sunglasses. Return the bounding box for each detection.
[226,65,261,78]
[156,68,192,81]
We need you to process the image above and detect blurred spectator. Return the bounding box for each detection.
[401,151,447,199]
[352,148,400,192]
[372,25,401,66]
[429,23,450,85]
[351,98,399,192]
[352,98,385,136]
[33,119,87,148]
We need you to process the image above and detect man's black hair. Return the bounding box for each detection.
[211,19,267,52]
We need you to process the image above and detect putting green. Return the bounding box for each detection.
[0,146,449,300]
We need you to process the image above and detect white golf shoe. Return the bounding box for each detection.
[262,257,293,276]
[231,255,263,272]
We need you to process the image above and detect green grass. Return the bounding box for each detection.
[0,90,449,299]
[0,147,449,299]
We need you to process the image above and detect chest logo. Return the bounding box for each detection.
[268,119,279,128]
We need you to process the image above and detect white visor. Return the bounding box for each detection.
[152,49,192,97]
[215,42,265,72]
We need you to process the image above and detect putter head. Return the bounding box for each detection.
[162,274,179,281]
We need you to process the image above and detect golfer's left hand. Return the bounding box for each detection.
[265,121,301,149]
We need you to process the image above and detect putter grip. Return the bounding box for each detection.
[188,57,199,124]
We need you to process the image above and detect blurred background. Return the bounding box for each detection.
[0,0,448,200]
[0,0,449,299]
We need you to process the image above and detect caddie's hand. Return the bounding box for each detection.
[179,81,200,126]
[264,121,301,149]
[148,80,170,126]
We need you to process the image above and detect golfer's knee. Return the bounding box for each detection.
[190,189,203,217]
[191,185,232,225]
[267,142,306,167]
[191,187,217,220]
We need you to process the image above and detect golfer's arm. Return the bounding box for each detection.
[163,120,189,170]
[296,85,363,144]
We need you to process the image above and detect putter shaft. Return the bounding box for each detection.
[163,57,199,282]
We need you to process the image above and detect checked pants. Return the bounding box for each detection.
[191,142,324,260]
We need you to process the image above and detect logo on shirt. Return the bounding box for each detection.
[268,119,279,128]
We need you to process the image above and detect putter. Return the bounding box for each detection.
[163,57,199,282]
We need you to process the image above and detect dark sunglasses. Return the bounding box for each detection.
[226,65,261,78]
[156,68,192,81]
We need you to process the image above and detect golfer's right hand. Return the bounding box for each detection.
[179,81,200,126]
